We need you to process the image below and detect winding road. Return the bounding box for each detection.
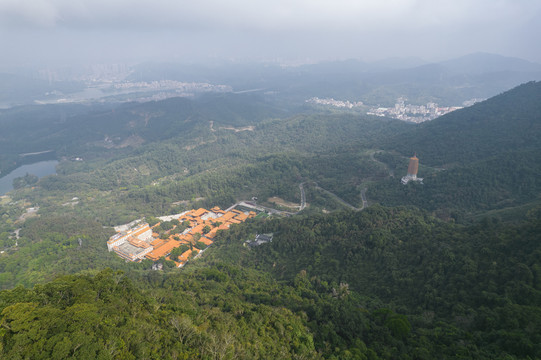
[299,183,307,211]
[369,150,394,177]
[229,181,365,217]
[230,179,367,216]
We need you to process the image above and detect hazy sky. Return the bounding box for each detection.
[1,0,541,68]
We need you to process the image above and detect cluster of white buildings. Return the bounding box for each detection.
[306,96,470,123]
[306,97,364,109]
[368,98,462,123]
[107,223,154,261]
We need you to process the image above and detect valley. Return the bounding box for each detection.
[2,0,541,356]
[0,60,540,359]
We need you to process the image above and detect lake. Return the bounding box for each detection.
[0,160,59,195]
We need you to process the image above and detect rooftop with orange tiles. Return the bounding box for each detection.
[199,237,213,246]
[146,239,181,261]
[127,237,151,248]
[192,208,207,217]
[235,212,249,222]
[179,248,199,262]
[109,205,259,264]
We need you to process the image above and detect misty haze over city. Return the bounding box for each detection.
[1,0,541,69]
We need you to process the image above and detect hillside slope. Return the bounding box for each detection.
[382,81,541,167]
[210,205,541,359]
[368,81,541,218]
[2,205,540,359]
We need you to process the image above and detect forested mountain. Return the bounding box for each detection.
[367,81,541,219]
[0,93,291,175]
[214,206,541,358]
[439,53,541,74]
[1,206,540,359]
[1,74,540,358]
[0,267,319,359]
[381,81,541,167]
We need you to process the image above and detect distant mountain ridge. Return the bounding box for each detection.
[439,52,541,75]
[130,53,541,106]
[2,53,539,108]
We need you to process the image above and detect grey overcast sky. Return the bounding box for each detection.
[1,0,541,67]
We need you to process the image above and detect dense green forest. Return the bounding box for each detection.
[212,206,541,358]
[0,93,290,175]
[366,81,541,219]
[0,81,540,358]
[368,148,541,221]
[0,267,318,359]
[1,105,404,226]
[2,206,540,359]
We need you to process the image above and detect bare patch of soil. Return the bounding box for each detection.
[267,196,299,209]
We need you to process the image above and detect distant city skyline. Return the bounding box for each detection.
[1,0,540,68]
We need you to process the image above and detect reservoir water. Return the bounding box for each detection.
[0,160,59,196]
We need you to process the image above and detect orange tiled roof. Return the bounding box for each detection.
[108,224,150,244]
[220,212,236,221]
[235,213,249,222]
[127,236,151,248]
[199,237,213,246]
[205,228,218,239]
[191,224,205,234]
[146,240,181,261]
[192,208,207,217]
[168,234,181,241]
[150,238,165,247]
[107,233,128,244]
[132,225,151,237]
[179,234,192,242]
[179,248,198,262]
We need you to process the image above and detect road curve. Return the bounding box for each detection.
[299,183,307,211]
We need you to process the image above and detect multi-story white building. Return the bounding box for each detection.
[113,236,153,262]
[107,223,152,251]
